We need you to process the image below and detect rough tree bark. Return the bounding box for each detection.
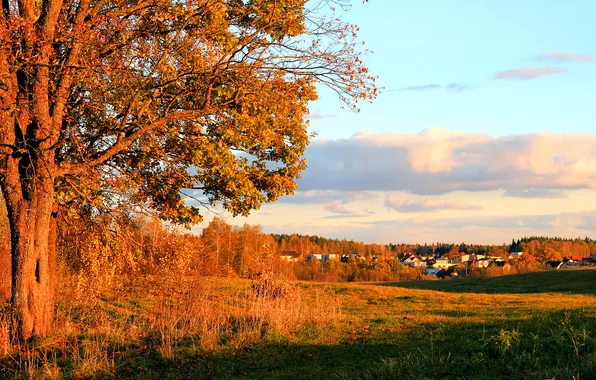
[2,154,57,340]
[0,0,63,340]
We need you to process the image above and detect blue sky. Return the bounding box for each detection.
[194,1,596,245]
[308,0,596,139]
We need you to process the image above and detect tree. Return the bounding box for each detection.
[0,198,9,300]
[447,245,460,259]
[202,216,233,276]
[0,0,376,340]
[542,247,562,262]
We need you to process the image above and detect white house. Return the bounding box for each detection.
[306,253,323,263]
[280,251,300,262]
[459,254,471,263]
[402,254,427,268]
[326,253,339,261]
[476,258,495,268]
[433,258,454,269]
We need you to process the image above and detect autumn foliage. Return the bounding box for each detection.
[0,0,377,340]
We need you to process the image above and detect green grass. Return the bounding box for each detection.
[3,270,596,379]
[387,268,596,294]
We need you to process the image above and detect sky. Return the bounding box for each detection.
[194,0,596,245]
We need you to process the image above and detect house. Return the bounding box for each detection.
[476,258,495,268]
[432,258,454,270]
[582,257,596,266]
[436,267,460,279]
[341,253,362,263]
[401,254,427,268]
[546,260,564,270]
[326,253,340,261]
[471,254,486,261]
[306,253,342,264]
[280,251,300,262]
[509,251,523,260]
[562,256,583,266]
[488,259,510,269]
[306,253,323,263]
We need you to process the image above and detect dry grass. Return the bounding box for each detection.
[0,272,341,378]
[2,270,596,378]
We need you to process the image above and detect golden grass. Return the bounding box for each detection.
[2,271,596,378]
[0,273,343,378]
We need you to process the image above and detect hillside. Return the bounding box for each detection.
[2,270,596,379]
[388,268,596,295]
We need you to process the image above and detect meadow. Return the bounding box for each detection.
[2,269,596,379]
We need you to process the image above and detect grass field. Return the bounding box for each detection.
[2,269,596,379]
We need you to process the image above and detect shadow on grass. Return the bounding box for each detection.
[381,269,596,295]
[109,309,596,379]
[1,309,591,379]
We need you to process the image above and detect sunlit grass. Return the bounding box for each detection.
[2,270,596,379]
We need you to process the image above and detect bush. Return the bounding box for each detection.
[251,273,290,299]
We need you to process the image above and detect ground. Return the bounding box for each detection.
[2,269,596,379]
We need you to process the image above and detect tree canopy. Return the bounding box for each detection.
[0,0,376,340]
[1,0,376,223]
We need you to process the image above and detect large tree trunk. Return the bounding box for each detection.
[2,158,56,341]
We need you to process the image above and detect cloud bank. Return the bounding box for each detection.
[356,211,596,232]
[299,129,596,196]
[384,196,483,213]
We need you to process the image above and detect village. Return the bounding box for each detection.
[279,248,596,279]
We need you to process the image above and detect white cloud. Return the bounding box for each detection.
[305,113,337,120]
[398,83,472,93]
[503,188,568,199]
[399,84,442,91]
[384,196,483,213]
[324,202,353,214]
[279,190,379,204]
[495,66,566,80]
[538,51,593,63]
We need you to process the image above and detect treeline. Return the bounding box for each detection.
[271,234,596,261]
[1,203,596,299]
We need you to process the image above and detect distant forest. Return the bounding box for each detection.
[270,232,596,261]
[2,208,595,295]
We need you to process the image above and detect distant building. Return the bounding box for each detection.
[488,259,509,269]
[563,256,583,266]
[437,267,460,279]
[306,253,323,263]
[583,257,596,266]
[433,258,454,269]
[509,252,523,260]
[326,253,340,261]
[476,258,494,268]
[546,261,564,270]
[341,253,362,263]
[459,254,471,263]
[401,254,427,268]
[280,251,300,262]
